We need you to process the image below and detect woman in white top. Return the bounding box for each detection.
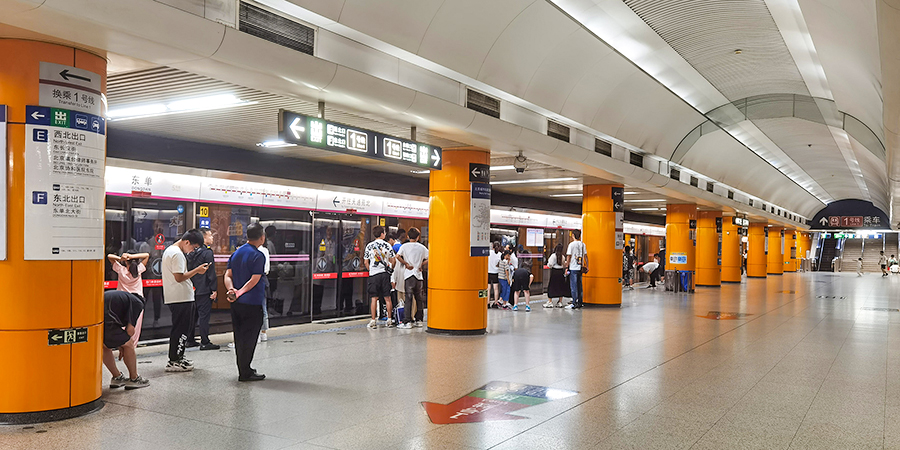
[487,242,502,308]
[543,243,569,308]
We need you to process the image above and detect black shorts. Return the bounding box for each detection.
[511,272,531,293]
[487,273,499,284]
[104,323,131,349]
[367,272,392,299]
[883,264,888,269]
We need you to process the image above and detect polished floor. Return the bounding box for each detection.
[4,271,900,449]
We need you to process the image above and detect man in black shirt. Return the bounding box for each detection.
[103,291,149,390]
[188,227,220,350]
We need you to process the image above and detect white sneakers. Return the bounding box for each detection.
[368,319,378,329]
[543,301,555,308]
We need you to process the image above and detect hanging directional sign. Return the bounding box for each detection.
[611,187,624,212]
[279,110,442,170]
[422,381,577,424]
[39,62,102,116]
[469,163,490,182]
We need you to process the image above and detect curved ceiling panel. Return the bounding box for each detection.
[680,129,823,216]
[416,0,535,79]
[337,0,444,52]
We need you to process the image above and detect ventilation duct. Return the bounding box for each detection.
[239,2,315,56]
[466,89,500,119]
[547,120,570,143]
[594,138,612,157]
[630,152,644,167]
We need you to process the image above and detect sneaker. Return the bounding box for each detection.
[260,332,268,342]
[367,319,378,329]
[398,322,413,329]
[227,342,235,348]
[501,303,512,310]
[628,286,635,290]
[556,301,564,308]
[109,373,128,388]
[200,343,220,351]
[413,321,424,328]
[512,304,519,311]
[124,375,150,390]
[525,305,531,312]
[543,301,554,308]
[386,319,396,328]
[565,304,575,310]
[165,360,193,372]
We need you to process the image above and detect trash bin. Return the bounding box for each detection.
[664,270,677,291]
[677,270,695,293]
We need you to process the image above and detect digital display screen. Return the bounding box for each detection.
[280,110,442,170]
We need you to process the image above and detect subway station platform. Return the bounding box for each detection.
[4,271,900,449]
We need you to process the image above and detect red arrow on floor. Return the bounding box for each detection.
[421,396,529,424]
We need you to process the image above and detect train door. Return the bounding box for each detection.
[311,213,369,320]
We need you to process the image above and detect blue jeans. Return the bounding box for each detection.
[569,270,583,307]
[499,279,510,304]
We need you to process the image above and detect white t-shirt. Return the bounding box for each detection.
[509,253,519,271]
[487,250,501,274]
[547,253,565,269]
[880,255,888,265]
[364,238,395,276]
[162,244,194,304]
[642,261,659,273]
[259,245,271,275]
[567,241,587,271]
[398,241,428,280]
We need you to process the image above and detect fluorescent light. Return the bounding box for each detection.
[256,140,296,148]
[491,165,516,171]
[490,177,577,185]
[624,199,666,203]
[550,193,583,197]
[624,191,640,195]
[107,103,167,119]
[410,170,430,174]
[108,93,257,121]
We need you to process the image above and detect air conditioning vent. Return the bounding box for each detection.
[706,182,714,193]
[761,203,767,211]
[466,89,500,119]
[749,199,754,207]
[630,152,643,167]
[547,120,570,142]
[239,2,315,55]
[670,168,680,181]
[727,190,734,200]
[690,176,698,187]
[594,138,612,157]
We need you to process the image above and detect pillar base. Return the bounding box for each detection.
[696,284,721,287]
[748,275,768,278]
[583,303,621,308]
[722,280,743,284]
[0,399,103,425]
[426,327,486,336]
[767,272,783,276]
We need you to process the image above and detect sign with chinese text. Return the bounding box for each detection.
[39,62,102,116]
[280,110,442,170]
[48,327,88,346]
[24,106,105,260]
[470,183,491,256]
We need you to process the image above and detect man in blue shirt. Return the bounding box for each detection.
[225,223,267,382]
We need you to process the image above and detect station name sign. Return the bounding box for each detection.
[279,110,442,170]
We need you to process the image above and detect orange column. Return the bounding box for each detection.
[721,217,742,282]
[696,211,722,286]
[747,223,768,278]
[0,40,105,422]
[582,184,622,307]
[767,226,784,275]
[784,230,798,272]
[666,204,697,290]
[428,148,489,334]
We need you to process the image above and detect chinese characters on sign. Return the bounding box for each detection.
[38,62,102,116]
[471,183,491,257]
[24,106,105,260]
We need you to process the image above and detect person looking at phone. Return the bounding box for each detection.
[224,223,267,382]
[565,230,588,309]
[188,228,219,350]
[162,229,208,372]
[364,226,396,329]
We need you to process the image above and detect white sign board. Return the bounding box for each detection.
[383,198,430,219]
[316,190,383,215]
[39,62,102,116]
[0,106,6,260]
[526,228,543,247]
[470,183,491,256]
[24,106,105,260]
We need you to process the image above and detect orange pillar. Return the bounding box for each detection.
[696,211,722,286]
[428,148,489,334]
[747,223,768,278]
[784,230,798,272]
[666,204,697,289]
[767,226,784,275]
[721,217,742,282]
[582,184,622,306]
[0,40,106,422]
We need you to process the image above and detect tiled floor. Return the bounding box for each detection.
[4,272,900,449]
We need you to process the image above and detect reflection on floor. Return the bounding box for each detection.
[5,272,900,449]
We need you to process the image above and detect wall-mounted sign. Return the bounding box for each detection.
[0,105,6,261]
[526,228,543,247]
[732,217,749,227]
[39,62,102,116]
[280,110,442,170]
[715,217,723,233]
[24,106,105,260]
[669,252,687,265]
[611,187,624,212]
[469,163,490,182]
[810,199,889,229]
[48,327,88,346]
[470,183,491,256]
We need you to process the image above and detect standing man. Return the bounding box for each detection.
[396,227,428,328]
[188,228,219,351]
[364,226,396,329]
[880,251,888,277]
[565,230,588,309]
[224,223,267,382]
[162,229,208,372]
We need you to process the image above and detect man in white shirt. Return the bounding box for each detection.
[396,227,428,329]
[565,230,588,309]
[364,226,396,329]
[162,229,208,372]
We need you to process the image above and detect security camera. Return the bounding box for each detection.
[514,151,527,174]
